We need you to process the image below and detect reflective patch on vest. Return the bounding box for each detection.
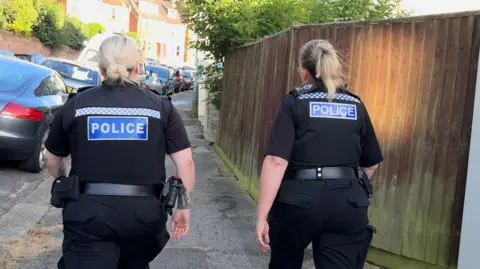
[76,107,161,119]
[309,102,357,120]
[299,92,360,103]
[87,116,148,141]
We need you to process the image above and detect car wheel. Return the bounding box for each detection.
[19,129,49,173]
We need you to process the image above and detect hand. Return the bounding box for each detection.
[255,219,270,252]
[170,209,190,240]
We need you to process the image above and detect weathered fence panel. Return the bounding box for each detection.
[217,11,480,269]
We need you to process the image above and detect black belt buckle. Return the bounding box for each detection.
[83,183,158,197]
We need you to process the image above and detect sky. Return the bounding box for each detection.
[401,0,480,15]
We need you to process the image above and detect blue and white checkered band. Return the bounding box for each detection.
[298,92,360,103]
[75,107,161,119]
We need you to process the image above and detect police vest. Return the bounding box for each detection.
[66,85,170,185]
[288,83,366,168]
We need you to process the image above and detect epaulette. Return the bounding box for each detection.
[67,86,96,101]
[339,85,362,101]
[289,83,315,97]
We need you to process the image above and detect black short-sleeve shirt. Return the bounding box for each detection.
[45,86,191,184]
[265,86,383,170]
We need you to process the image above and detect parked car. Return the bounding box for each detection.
[146,65,174,95]
[15,54,45,64]
[0,57,67,172]
[0,50,16,58]
[172,69,186,93]
[145,72,162,94]
[40,58,102,93]
[77,32,147,87]
[182,70,194,90]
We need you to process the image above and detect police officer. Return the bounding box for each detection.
[45,35,195,269]
[255,39,383,269]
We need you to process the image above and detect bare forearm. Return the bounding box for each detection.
[45,150,68,178]
[361,164,379,179]
[257,156,288,221]
[176,162,195,192]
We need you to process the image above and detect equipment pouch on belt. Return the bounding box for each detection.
[162,176,183,215]
[357,168,373,198]
[50,175,80,208]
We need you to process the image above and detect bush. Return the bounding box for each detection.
[2,0,38,36]
[61,16,86,50]
[198,63,223,110]
[82,22,105,40]
[0,4,5,31]
[32,0,64,49]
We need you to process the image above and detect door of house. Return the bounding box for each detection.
[157,43,161,58]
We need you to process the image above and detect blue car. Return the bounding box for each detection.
[40,58,102,93]
[146,65,175,95]
[0,50,15,58]
[0,57,67,172]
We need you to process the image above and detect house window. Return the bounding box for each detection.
[176,46,180,56]
[112,8,116,19]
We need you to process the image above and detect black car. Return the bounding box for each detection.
[0,57,67,172]
[146,65,175,95]
[15,53,45,64]
[41,58,102,93]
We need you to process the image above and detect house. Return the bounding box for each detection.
[62,0,130,33]
[132,0,187,66]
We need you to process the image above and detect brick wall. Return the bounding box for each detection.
[0,31,80,60]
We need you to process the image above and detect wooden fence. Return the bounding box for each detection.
[216,11,480,269]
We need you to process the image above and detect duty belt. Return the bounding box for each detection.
[82,183,159,197]
[293,167,357,180]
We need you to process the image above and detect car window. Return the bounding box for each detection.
[33,55,45,63]
[147,66,170,79]
[53,73,67,93]
[16,55,31,61]
[138,62,146,76]
[183,71,192,79]
[42,60,98,85]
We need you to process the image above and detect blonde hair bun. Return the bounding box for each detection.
[106,63,129,80]
[98,35,139,86]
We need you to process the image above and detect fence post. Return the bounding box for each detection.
[458,48,480,269]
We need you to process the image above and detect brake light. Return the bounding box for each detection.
[0,102,44,121]
[144,84,149,89]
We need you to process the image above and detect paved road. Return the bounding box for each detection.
[0,90,317,269]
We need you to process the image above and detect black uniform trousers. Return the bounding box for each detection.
[58,194,169,269]
[268,177,374,269]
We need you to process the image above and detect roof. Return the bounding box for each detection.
[0,57,52,76]
[140,11,164,21]
[43,58,100,71]
[102,0,124,6]
[157,3,182,24]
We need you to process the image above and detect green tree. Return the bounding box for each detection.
[82,22,105,40]
[1,0,38,36]
[0,4,5,30]
[61,16,86,50]
[181,0,410,62]
[32,0,65,49]
[180,0,411,110]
